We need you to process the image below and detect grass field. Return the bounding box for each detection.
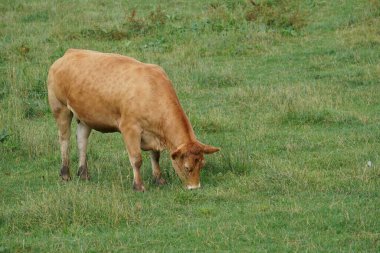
[1,0,380,252]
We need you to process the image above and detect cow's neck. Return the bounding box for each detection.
[162,106,196,152]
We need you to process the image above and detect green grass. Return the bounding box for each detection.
[1,0,380,252]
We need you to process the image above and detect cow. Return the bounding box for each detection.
[47,49,220,191]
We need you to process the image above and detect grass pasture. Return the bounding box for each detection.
[1,0,380,252]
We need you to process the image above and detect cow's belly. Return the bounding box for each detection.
[67,102,120,133]
[84,120,119,133]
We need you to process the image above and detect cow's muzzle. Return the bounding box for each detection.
[186,183,201,190]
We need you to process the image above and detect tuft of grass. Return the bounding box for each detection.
[21,10,49,23]
[281,109,363,126]
[3,184,139,233]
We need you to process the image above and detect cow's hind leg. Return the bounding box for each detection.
[150,151,166,186]
[76,121,91,180]
[50,103,73,181]
[120,125,145,192]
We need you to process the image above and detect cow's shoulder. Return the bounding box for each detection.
[140,63,169,81]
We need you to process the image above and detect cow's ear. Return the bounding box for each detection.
[201,144,220,154]
[171,149,181,160]
[171,144,185,160]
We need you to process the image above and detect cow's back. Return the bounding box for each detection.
[48,49,180,133]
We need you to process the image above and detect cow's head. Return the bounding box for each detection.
[171,141,220,189]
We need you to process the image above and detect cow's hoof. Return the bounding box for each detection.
[61,174,71,181]
[60,166,71,181]
[77,166,90,180]
[153,177,166,186]
[133,182,145,192]
[79,174,90,180]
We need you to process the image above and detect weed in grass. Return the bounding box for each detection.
[62,6,169,42]
[0,129,9,143]
[122,7,168,38]
[139,37,172,53]
[123,9,148,36]
[80,28,128,41]
[148,6,167,26]
[195,71,242,88]
[0,84,8,101]
[245,0,307,35]
[21,10,49,23]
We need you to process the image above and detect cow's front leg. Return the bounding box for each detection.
[121,125,145,192]
[150,151,166,186]
[76,121,91,180]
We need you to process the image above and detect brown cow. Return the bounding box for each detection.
[47,49,219,191]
